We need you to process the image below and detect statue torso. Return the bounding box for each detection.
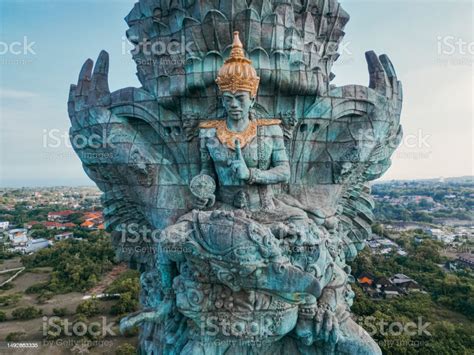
[202,124,277,187]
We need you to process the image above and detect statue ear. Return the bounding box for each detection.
[250,96,256,108]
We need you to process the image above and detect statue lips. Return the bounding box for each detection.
[229,109,242,117]
[249,262,322,299]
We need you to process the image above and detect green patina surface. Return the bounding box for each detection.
[67,1,403,354]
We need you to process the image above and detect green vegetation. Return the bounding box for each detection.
[106,270,140,316]
[44,318,64,340]
[44,315,107,341]
[11,306,42,320]
[21,232,115,295]
[116,343,136,355]
[372,179,474,223]
[25,282,49,294]
[76,298,101,317]
[351,235,474,354]
[1,204,64,226]
[0,246,19,262]
[0,293,21,307]
[0,282,14,291]
[373,200,472,223]
[5,331,26,341]
[353,286,473,354]
[52,307,68,317]
[352,235,474,318]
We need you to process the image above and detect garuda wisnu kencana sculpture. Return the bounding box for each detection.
[68,1,403,354]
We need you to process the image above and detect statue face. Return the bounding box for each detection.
[222,91,254,121]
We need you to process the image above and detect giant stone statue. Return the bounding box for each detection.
[68,1,403,354]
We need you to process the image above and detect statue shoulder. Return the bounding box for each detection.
[256,119,283,137]
[199,120,220,138]
[199,128,216,139]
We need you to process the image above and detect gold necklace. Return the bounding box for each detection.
[199,119,281,150]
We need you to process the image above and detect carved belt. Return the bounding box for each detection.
[217,185,275,211]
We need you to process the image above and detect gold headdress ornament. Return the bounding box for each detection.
[215,31,260,98]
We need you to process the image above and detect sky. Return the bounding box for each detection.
[0,0,472,187]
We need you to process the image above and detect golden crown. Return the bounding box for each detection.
[215,31,260,98]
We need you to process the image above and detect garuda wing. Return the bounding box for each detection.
[287,51,403,262]
[68,51,196,270]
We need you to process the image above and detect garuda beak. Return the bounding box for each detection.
[244,262,322,299]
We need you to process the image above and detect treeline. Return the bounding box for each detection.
[350,238,474,353]
[374,200,471,223]
[352,286,473,354]
[372,182,474,211]
[22,232,115,296]
[352,237,474,318]
[372,180,474,199]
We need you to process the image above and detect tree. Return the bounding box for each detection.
[116,343,136,355]
[76,299,100,317]
[11,306,42,320]
[52,307,67,317]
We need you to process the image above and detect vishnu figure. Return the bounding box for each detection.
[195,31,309,225]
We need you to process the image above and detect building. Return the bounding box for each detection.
[357,272,375,287]
[44,222,67,230]
[83,211,103,220]
[81,220,95,229]
[367,240,380,249]
[383,285,402,299]
[0,221,9,231]
[25,221,42,229]
[402,281,421,293]
[55,232,74,241]
[80,211,104,230]
[14,238,51,254]
[47,210,76,222]
[374,276,392,290]
[390,273,420,292]
[8,229,29,246]
[456,253,474,269]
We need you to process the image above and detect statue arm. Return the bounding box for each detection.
[248,126,290,185]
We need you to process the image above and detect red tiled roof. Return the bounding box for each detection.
[358,276,374,285]
[48,210,76,217]
[44,221,63,228]
[26,221,42,226]
[83,211,103,219]
[81,220,95,228]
